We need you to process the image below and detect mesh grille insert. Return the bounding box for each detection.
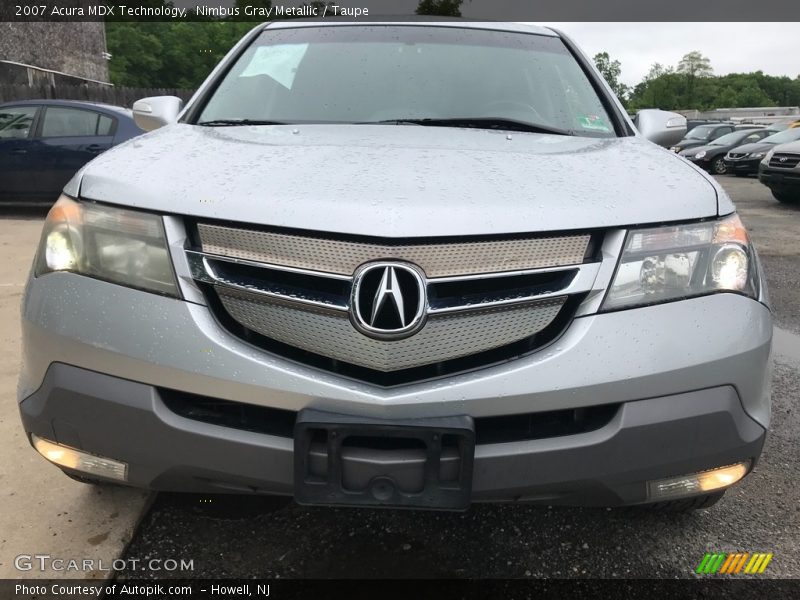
[217,287,566,372]
[198,223,591,277]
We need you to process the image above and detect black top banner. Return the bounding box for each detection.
[1,0,800,22]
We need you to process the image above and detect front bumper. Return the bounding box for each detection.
[724,158,761,175]
[759,167,800,190]
[18,273,773,505]
[21,363,765,505]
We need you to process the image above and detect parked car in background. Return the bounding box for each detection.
[725,128,800,176]
[759,139,800,203]
[0,100,143,204]
[679,128,775,174]
[670,122,735,153]
[685,119,727,133]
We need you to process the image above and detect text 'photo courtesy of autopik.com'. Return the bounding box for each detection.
[1,0,799,598]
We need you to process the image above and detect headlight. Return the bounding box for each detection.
[35,195,179,296]
[602,214,758,311]
[749,152,765,159]
[694,150,706,159]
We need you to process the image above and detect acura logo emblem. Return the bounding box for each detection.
[351,262,426,339]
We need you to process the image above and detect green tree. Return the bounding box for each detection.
[676,51,714,78]
[592,52,629,102]
[714,86,739,108]
[736,82,774,107]
[677,51,713,108]
[106,24,164,87]
[106,22,253,88]
[634,63,679,109]
[416,0,463,16]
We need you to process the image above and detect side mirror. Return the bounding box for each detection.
[634,109,687,148]
[132,96,183,132]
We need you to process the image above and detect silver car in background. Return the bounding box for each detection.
[18,22,771,511]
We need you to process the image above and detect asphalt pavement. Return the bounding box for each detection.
[0,211,150,579]
[114,174,800,580]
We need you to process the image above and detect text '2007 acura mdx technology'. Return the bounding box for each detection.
[18,22,771,512]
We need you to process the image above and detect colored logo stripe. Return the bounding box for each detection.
[745,553,773,574]
[696,552,773,575]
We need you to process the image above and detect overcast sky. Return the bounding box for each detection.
[540,23,800,86]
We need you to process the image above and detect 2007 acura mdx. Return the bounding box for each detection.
[18,22,772,511]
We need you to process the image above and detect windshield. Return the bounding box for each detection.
[763,128,800,145]
[686,125,715,140]
[711,130,756,146]
[197,26,616,138]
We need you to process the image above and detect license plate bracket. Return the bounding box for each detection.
[294,409,475,510]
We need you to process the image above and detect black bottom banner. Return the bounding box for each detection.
[2,579,799,600]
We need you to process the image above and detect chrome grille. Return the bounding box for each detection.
[189,222,602,382]
[197,223,590,277]
[217,287,566,372]
[769,153,800,169]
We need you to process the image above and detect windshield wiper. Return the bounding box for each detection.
[197,119,289,127]
[362,117,575,136]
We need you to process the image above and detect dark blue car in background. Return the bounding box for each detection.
[0,99,144,204]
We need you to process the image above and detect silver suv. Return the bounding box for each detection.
[18,22,771,511]
[759,139,800,204]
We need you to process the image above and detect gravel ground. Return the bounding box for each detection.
[120,175,800,579]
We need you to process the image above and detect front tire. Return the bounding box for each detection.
[645,491,725,512]
[711,157,727,175]
[772,189,800,204]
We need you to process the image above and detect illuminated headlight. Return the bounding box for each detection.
[35,195,178,296]
[694,150,706,159]
[749,152,765,159]
[603,214,759,311]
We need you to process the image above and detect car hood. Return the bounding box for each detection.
[76,124,719,237]
[773,139,800,153]
[729,141,774,155]
[674,139,707,150]
[680,143,729,157]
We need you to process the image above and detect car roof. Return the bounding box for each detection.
[0,99,133,117]
[263,19,558,37]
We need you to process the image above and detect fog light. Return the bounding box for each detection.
[647,462,750,500]
[31,435,128,482]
